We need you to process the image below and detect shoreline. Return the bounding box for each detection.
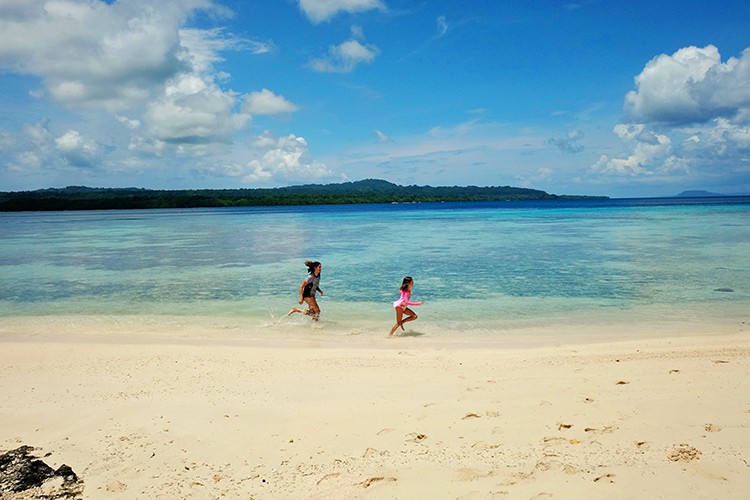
[1,312,748,349]
[2,324,749,498]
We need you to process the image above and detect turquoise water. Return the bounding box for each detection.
[1,198,749,343]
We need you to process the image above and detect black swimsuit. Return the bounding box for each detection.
[302,274,320,298]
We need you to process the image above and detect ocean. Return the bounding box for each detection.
[1,197,749,346]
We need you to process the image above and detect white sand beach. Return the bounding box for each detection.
[2,322,749,499]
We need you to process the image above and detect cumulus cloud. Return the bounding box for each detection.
[0,0,320,186]
[626,45,750,125]
[298,0,385,24]
[0,0,213,111]
[55,130,100,168]
[144,72,250,144]
[594,45,750,184]
[4,121,101,174]
[242,89,299,115]
[592,124,674,176]
[309,38,379,73]
[4,122,49,173]
[236,132,334,183]
[137,23,260,147]
[0,1,258,140]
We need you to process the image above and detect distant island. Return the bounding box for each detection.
[0,179,606,211]
[676,190,726,197]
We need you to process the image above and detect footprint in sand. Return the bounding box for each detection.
[359,476,397,488]
[594,473,616,483]
[471,441,500,451]
[584,426,616,434]
[542,436,568,445]
[704,423,721,432]
[536,460,581,474]
[362,447,388,458]
[316,472,340,486]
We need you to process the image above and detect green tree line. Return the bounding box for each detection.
[0,179,604,211]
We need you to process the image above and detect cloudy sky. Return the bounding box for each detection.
[2,0,750,197]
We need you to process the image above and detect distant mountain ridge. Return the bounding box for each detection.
[0,179,605,212]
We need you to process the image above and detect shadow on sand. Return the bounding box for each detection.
[395,330,424,338]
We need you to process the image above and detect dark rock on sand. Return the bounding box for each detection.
[0,446,83,499]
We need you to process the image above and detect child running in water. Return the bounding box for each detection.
[288,260,324,321]
[389,276,423,336]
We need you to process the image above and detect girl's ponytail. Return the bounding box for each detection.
[305,260,321,273]
[400,276,413,291]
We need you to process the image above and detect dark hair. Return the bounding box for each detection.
[305,260,321,274]
[399,276,413,291]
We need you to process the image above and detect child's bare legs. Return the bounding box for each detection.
[288,297,321,320]
[389,308,403,335]
[305,297,321,321]
[389,307,417,335]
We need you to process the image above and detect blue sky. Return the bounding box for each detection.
[2,0,750,197]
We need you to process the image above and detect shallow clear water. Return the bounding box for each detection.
[1,197,749,343]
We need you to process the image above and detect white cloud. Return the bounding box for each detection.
[4,122,52,173]
[591,124,672,176]
[242,89,299,115]
[0,0,209,111]
[215,131,337,184]
[55,130,99,168]
[687,118,750,158]
[309,39,379,73]
[128,136,168,157]
[116,115,142,130]
[144,72,250,144]
[0,1,257,145]
[0,1,326,189]
[595,45,750,185]
[626,45,750,125]
[4,121,102,174]
[179,27,232,74]
[298,0,385,24]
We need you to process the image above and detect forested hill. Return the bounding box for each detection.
[0,179,605,211]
